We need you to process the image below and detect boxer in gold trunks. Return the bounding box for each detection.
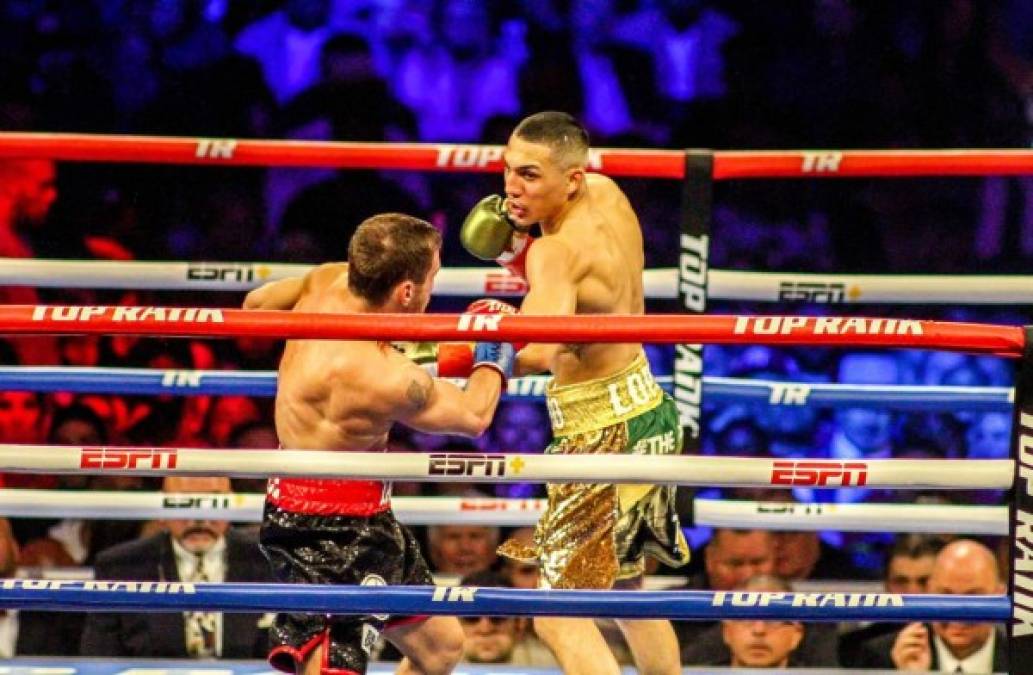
[461,112,690,675]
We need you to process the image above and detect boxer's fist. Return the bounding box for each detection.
[466,298,524,351]
[473,341,515,382]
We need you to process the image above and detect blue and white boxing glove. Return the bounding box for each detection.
[473,341,515,383]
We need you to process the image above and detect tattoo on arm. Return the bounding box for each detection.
[407,377,431,410]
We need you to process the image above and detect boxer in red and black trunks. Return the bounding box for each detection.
[245,213,514,675]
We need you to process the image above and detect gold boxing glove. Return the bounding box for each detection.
[460,195,531,260]
[460,195,536,281]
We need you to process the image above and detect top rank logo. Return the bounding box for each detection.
[733,316,922,336]
[33,306,224,323]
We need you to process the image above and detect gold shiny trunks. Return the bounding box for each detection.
[498,353,690,589]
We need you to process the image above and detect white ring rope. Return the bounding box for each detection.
[4,258,1033,304]
[693,499,1008,535]
[0,445,1013,489]
[0,490,1004,533]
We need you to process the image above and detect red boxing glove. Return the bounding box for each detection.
[496,233,535,281]
[436,342,475,378]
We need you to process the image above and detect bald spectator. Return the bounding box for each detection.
[427,524,499,577]
[852,539,1007,672]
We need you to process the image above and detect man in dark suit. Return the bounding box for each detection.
[80,477,273,658]
[850,539,1007,672]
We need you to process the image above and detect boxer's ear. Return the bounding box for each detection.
[399,281,414,308]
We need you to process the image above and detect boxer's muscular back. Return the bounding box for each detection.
[550,173,644,384]
[275,264,410,452]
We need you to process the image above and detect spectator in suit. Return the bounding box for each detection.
[851,539,1007,672]
[720,575,805,668]
[80,476,273,658]
[839,533,943,665]
[0,516,84,655]
[682,572,838,667]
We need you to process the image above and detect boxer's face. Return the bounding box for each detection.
[503,135,580,228]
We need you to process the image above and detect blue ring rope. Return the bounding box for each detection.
[0,581,1009,622]
[0,367,1012,411]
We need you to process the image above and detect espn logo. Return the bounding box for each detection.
[161,496,232,509]
[777,282,846,303]
[80,448,178,470]
[770,461,868,487]
[186,263,268,282]
[429,454,506,477]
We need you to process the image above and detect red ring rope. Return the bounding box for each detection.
[6,306,1025,355]
[1,133,1032,179]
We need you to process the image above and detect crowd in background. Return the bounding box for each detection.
[0,0,1031,669]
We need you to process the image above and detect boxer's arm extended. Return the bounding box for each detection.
[515,238,577,376]
[395,363,502,437]
[243,263,347,310]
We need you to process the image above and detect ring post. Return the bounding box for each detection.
[675,150,713,450]
[1009,326,1033,674]
[676,150,712,523]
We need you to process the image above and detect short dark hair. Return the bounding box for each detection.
[513,111,589,169]
[347,213,441,305]
[886,534,943,569]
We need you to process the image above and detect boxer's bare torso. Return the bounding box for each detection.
[520,172,645,386]
[245,260,498,454]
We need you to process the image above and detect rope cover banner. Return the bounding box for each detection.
[5,259,1033,305]
[2,133,1033,179]
[0,489,1004,533]
[0,445,1014,489]
[0,580,1010,623]
[3,306,1026,354]
[0,366,1012,412]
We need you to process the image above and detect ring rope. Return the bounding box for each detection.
[2,132,1032,179]
[6,258,1033,305]
[0,580,1009,623]
[0,366,1014,412]
[0,445,1012,489]
[9,306,1027,354]
[693,499,1007,535]
[0,490,1004,534]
